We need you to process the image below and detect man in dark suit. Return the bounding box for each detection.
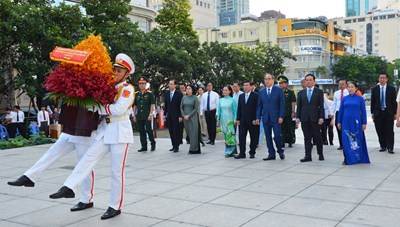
[296,74,325,162]
[371,73,397,154]
[164,80,183,152]
[256,74,285,160]
[235,81,259,159]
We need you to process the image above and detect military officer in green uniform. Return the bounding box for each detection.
[278,75,296,148]
[133,77,156,151]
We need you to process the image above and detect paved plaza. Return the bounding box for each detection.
[1,112,400,226]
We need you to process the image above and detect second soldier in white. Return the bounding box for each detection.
[49,53,135,220]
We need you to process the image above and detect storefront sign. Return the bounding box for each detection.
[293,45,323,55]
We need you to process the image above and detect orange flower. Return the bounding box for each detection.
[62,34,115,83]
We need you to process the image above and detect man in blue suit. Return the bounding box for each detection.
[256,73,285,160]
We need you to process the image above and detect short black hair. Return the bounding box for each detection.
[169,79,178,85]
[347,81,358,88]
[324,91,330,95]
[233,82,240,86]
[14,105,20,110]
[379,73,388,78]
[243,80,251,86]
[305,74,315,81]
[206,82,213,86]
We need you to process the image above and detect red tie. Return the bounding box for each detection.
[43,110,46,121]
[340,90,344,101]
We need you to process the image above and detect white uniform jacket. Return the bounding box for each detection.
[96,81,135,144]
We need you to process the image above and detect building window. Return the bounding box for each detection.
[375,30,379,34]
[232,31,236,38]
[220,33,228,38]
[352,19,357,22]
[279,41,289,50]
[374,43,378,47]
[380,15,386,19]
[358,18,365,22]
[344,19,352,24]
[238,31,243,37]
[366,23,372,54]
[250,29,257,36]
[388,14,395,19]
[208,3,210,8]
[360,44,364,48]
[359,31,364,35]
[200,1,202,6]
[196,0,199,5]
[373,16,378,20]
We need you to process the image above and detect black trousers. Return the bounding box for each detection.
[137,119,155,148]
[9,122,26,138]
[321,119,334,144]
[239,121,257,156]
[335,112,343,147]
[205,109,217,142]
[301,121,323,158]
[374,109,395,149]
[39,121,49,137]
[167,115,181,149]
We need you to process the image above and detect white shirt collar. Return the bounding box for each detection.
[380,84,387,89]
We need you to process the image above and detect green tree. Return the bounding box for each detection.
[155,0,197,39]
[80,0,145,59]
[332,55,389,91]
[0,0,88,110]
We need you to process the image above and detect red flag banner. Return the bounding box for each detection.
[50,47,91,65]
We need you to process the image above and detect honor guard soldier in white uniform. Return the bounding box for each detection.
[49,53,135,220]
[8,107,100,212]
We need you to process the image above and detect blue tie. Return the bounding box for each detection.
[381,87,386,109]
[170,92,173,103]
[267,88,270,96]
[207,91,210,111]
[307,89,312,103]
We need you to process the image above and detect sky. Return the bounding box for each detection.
[250,0,346,19]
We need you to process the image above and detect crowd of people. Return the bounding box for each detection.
[158,73,395,166]
[5,54,399,220]
[1,105,60,139]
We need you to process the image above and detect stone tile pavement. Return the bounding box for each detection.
[1,112,400,226]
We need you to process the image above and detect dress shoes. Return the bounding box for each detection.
[379,148,387,152]
[151,143,156,151]
[279,153,285,160]
[173,149,179,153]
[137,147,147,152]
[7,175,34,187]
[330,141,334,145]
[49,186,75,199]
[337,147,343,150]
[300,157,312,162]
[249,154,255,159]
[169,148,175,151]
[323,142,328,145]
[234,155,246,159]
[210,141,215,145]
[101,207,121,220]
[388,149,394,154]
[206,141,212,144]
[263,157,276,161]
[188,150,201,155]
[319,155,325,161]
[71,202,94,212]
[288,144,293,148]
